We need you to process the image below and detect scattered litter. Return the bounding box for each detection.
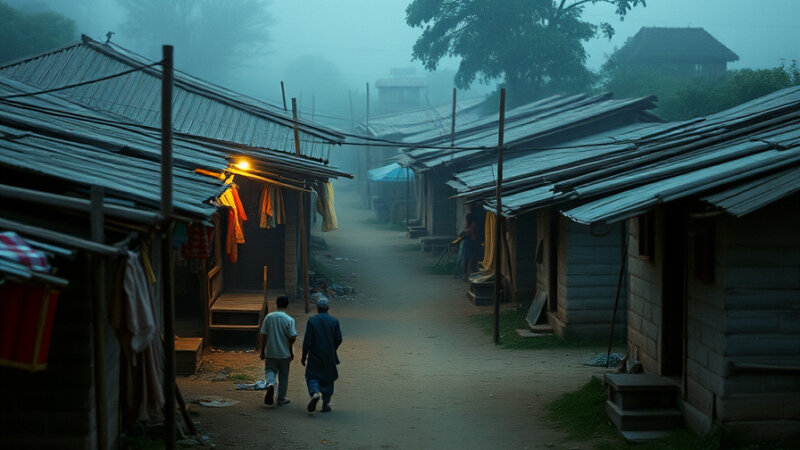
[584,353,623,367]
[235,380,267,390]
[189,396,240,408]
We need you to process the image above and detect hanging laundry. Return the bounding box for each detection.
[315,181,339,232]
[218,184,248,262]
[181,223,213,259]
[0,231,51,272]
[110,250,165,423]
[258,185,286,229]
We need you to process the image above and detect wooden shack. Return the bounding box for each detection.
[560,86,800,441]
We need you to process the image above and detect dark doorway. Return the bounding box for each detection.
[661,206,686,377]
[548,211,559,312]
[221,178,285,291]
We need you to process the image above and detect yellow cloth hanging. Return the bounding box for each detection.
[315,181,339,232]
[470,212,496,283]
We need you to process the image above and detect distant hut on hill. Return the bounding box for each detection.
[612,27,739,78]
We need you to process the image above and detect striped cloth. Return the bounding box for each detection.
[0,232,50,272]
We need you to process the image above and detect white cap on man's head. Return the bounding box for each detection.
[316,296,329,308]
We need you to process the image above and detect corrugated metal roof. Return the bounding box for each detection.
[0,77,227,218]
[0,35,345,162]
[355,97,485,139]
[493,86,800,223]
[401,94,659,171]
[473,85,800,221]
[701,167,800,217]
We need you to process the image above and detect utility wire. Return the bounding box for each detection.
[0,62,162,101]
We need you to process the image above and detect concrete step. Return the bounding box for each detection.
[606,401,683,432]
[620,430,676,443]
[605,374,681,392]
[208,324,260,331]
[175,337,203,376]
[467,290,493,306]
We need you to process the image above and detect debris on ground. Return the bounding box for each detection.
[188,396,240,408]
[584,353,623,367]
[235,380,267,390]
[309,271,357,298]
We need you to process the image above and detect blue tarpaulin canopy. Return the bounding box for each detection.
[367,163,412,182]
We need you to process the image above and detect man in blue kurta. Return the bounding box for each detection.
[301,297,342,413]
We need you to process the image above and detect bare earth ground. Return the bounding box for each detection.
[178,188,608,450]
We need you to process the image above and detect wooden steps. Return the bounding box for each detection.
[605,374,683,442]
[175,337,203,376]
[209,292,265,332]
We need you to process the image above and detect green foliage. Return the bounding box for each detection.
[405,0,646,106]
[116,0,272,82]
[547,378,618,441]
[468,310,622,350]
[0,1,75,63]
[601,61,800,121]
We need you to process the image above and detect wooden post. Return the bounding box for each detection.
[292,99,311,313]
[492,88,506,345]
[450,87,457,148]
[90,186,107,450]
[348,90,354,129]
[365,82,371,209]
[257,265,269,348]
[280,81,287,112]
[160,44,177,450]
[406,167,410,227]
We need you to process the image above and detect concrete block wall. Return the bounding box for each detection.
[715,195,800,440]
[684,214,726,432]
[626,210,663,373]
[557,220,627,337]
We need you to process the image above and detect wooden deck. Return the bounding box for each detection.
[210,292,270,313]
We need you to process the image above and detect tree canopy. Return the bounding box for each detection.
[406,0,646,106]
[0,1,75,63]
[117,0,272,83]
[601,61,800,121]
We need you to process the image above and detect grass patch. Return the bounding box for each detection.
[547,378,618,442]
[548,380,791,450]
[228,372,254,383]
[469,310,623,350]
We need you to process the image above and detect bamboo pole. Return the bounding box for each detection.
[90,186,107,450]
[492,88,506,345]
[292,98,311,314]
[161,44,177,450]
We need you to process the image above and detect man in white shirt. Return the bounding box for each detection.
[259,296,297,406]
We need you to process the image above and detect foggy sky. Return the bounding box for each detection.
[8,0,800,123]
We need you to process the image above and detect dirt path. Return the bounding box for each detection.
[179,189,603,450]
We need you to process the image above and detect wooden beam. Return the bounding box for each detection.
[493,88,506,345]
[0,183,162,225]
[0,217,120,256]
[90,187,108,450]
[160,44,177,450]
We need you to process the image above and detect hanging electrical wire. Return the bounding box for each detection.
[0,61,162,101]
